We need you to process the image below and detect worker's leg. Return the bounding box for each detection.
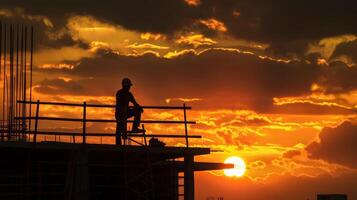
[116,114,128,145]
[128,107,142,131]
[115,121,122,145]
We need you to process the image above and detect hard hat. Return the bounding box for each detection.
[122,78,133,86]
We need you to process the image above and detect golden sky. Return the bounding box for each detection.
[1,1,357,199]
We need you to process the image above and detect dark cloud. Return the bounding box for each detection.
[271,102,356,115]
[36,78,86,95]
[1,0,201,34]
[3,0,357,57]
[36,49,321,112]
[283,150,301,158]
[34,48,357,114]
[0,13,83,50]
[331,39,357,63]
[306,121,357,168]
[319,61,357,94]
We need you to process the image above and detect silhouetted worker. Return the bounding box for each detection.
[115,78,144,145]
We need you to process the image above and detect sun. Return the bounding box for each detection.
[223,156,246,177]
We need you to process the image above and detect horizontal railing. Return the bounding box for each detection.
[23,117,195,124]
[15,100,199,147]
[17,101,192,109]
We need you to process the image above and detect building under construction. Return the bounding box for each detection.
[0,22,232,200]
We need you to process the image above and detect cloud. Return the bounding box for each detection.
[199,18,227,32]
[32,46,357,115]
[319,61,357,94]
[2,0,201,34]
[283,150,301,158]
[127,43,169,50]
[331,39,357,64]
[35,48,321,112]
[4,0,357,58]
[175,34,216,47]
[306,121,357,168]
[184,0,201,7]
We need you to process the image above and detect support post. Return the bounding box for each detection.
[143,124,147,146]
[184,155,194,200]
[183,103,189,147]
[82,101,86,144]
[33,100,39,143]
[75,147,89,200]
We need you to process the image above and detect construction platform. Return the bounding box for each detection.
[0,141,231,200]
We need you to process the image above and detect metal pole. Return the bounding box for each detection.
[2,23,6,139]
[9,25,14,138]
[0,21,2,140]
[20,24,24,136]
[82,101,86,144]
[183,103,189,147]
[23,25,27,133]
[33,100,40,143]
[16,24,19,139]
[29,26,33,132]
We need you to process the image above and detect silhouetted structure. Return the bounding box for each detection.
[317,194,347,200]
[0,21,33,141]
[0,22,233,200]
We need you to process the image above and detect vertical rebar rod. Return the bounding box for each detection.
[9,25,14,138]
[20,25,24,136]
[16,24,19,138]
[23,25,27,135]
[0,21,2,140]
[29,26,33,132]
[3,24,6,139]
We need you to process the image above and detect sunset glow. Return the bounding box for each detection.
[1,1,357,199]
[223,156,246,177]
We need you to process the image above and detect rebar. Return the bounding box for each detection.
[0,22,34,141]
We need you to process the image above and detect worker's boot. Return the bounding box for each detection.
[132,126,144,133]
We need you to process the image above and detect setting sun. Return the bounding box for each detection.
[224,156,246,177]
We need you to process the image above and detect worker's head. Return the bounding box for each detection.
[121,78,133,90]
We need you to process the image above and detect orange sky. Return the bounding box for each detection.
[1,1,357,199]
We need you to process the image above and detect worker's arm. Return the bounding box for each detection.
[130,93,144,113]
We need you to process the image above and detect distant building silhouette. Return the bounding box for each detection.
[317,194,347,200]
